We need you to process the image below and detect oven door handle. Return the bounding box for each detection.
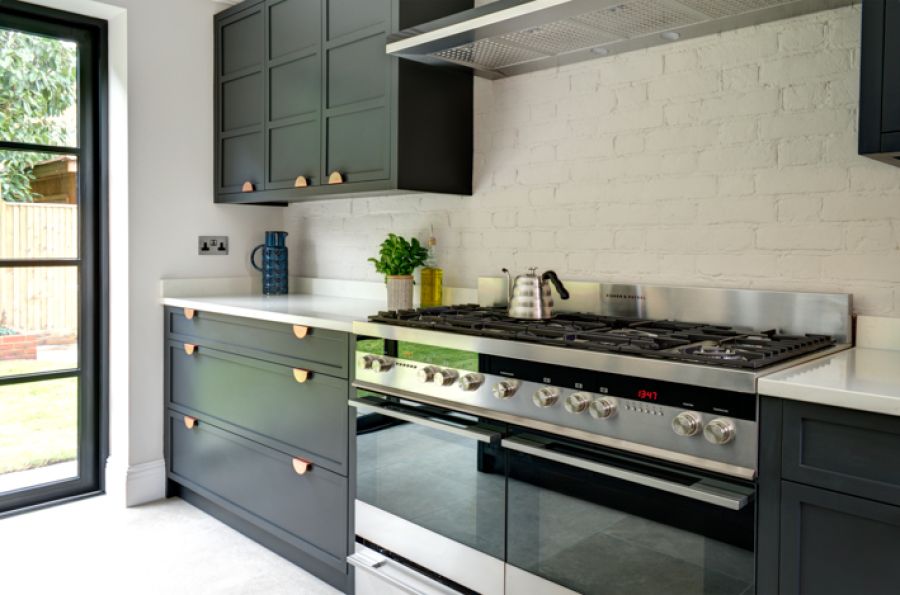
[350,399,501,444]
[501,436,752,511]
[348,551,429,595]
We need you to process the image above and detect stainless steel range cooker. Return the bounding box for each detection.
[348,281,852,595]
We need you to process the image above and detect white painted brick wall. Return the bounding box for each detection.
[285,5,900,317]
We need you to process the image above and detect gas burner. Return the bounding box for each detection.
[608,328,659,339]
[682,342,746,361]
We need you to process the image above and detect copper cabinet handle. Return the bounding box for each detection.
[184,343,198,356]
[184,308,196,320]
[241,181,255,193]
[292,458,312,475]
[292,325,309,339]
[294,176,309,188]
[293,369,310,383]
[184,416,199,430]
[328,171,344,185]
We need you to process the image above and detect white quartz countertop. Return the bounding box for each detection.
[161,294,385,333]
[759,348,900,417]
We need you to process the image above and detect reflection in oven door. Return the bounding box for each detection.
[352,392,507,594]
[503,430,756,595]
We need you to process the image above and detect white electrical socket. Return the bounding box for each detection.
[199,236,229,255]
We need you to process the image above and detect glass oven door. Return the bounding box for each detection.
[503,428,756,595]
[352,391,507,563]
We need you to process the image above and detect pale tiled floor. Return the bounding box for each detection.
[0,496,342,595]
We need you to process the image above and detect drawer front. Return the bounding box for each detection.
[166,308,348,377]
[783,400,900,506]
[168,412,348,566]
[168,342,348,474]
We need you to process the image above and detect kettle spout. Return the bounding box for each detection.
[502,268,513,302]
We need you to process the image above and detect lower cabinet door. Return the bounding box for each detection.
[168,412,348,568]
[167,342,348,474]
[780,481,900,595]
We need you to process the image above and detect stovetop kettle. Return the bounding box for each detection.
[502,267,570,320]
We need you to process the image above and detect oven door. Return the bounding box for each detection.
[351,391,507,595]
[503,428,756,595]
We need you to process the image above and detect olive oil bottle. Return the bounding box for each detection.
[419,235,443,308]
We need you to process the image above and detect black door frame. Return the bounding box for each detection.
[0,0,108,516]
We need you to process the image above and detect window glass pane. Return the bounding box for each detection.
[0,152,78,259]
[0,28,78,147]
[0,266,78,377]
[0,377,78,494]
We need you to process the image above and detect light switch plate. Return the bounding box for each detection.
[199,236,229,255]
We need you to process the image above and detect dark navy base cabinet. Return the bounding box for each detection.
[163,307,353,591]
[214,0,473,204]
[758,398,900,595]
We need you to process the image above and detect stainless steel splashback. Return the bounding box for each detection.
[478,278,853,343]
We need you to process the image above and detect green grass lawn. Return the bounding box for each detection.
[0,360,78,475]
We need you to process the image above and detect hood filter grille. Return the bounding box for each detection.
[428,0,800,72]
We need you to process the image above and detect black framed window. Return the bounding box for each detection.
[0,1,107,515]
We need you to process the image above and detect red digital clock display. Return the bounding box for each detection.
[637,389,659,401]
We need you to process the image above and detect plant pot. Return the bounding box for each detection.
[386,275,414,311]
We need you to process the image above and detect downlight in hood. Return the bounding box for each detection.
[386,0,855,79]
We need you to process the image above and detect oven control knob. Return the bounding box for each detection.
[459,373,485,392]
[533,386,560,408]
[417,366,439,383]
[589,397,618,419]
[672,411,703,437]
[704,418,737,445]
[565,392,593,414]
[358,354,376,370]
[493,380,520,400]
[434,369,459,386]
[371,356,394,373]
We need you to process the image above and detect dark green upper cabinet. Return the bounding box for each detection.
[860,0,900,164]
[216,2,265,195]
[215,0,474,204]
[267,0,321,190]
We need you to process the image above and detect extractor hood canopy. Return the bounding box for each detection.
[387,0,856,79]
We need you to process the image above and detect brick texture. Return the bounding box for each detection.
[285,6,900,316]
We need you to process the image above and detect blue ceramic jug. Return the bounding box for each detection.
[251,231,289,295]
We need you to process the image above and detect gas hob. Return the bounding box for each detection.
[368,305,835,371]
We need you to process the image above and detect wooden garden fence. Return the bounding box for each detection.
[0,200,78,335]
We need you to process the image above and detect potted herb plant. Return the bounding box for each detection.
[369,233,429,311]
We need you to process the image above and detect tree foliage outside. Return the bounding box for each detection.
[0,29,77,203]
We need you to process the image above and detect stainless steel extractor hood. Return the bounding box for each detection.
[387,0,857,79]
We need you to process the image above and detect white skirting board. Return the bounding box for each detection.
[105,457,166,507]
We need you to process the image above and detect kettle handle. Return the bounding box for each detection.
[542,270,570,300]
[250,244,264,272]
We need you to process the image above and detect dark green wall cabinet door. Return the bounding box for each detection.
[214,0,474,204]
[266,0,322,190]
[217,2,266,194]
[860,0,900,163]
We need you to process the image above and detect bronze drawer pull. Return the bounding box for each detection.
[292,325,309,339]
[241,181,255,193]
[328,171,344,185]
[183,308,196,320]
[184,416,199,430]
[293,369,310,383]
[294,175,309,188]
[292,458,312,475]
[184,343,198,356]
